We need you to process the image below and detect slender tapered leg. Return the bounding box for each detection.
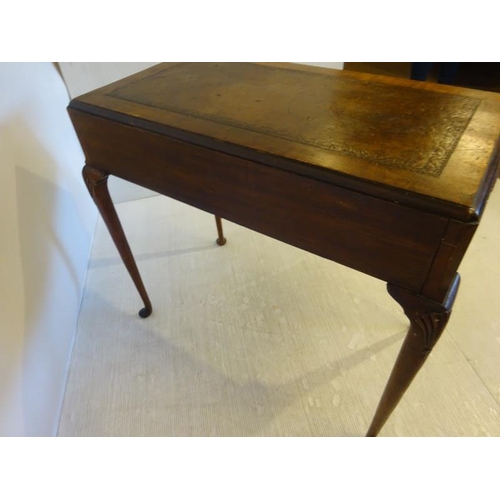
[215,215,226,246]
[366,273,460,437]
[82,165,153,318]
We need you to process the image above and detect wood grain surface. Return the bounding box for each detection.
[70,110,450,293]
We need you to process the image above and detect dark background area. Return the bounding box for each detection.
[344,62,500,93]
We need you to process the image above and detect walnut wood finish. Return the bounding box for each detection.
[215,216,226,246]
[71,62,500,222]
[69,63,500,436]
[366,273,460,436]
[71,111,451,292]
[82,165,153,318]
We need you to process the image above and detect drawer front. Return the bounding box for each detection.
[70,110,449,291]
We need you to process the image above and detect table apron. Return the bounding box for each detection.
[71,110,450,292]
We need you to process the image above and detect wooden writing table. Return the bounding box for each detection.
[68,63,500,436]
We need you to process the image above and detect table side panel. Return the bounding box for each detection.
[70,110,449,292]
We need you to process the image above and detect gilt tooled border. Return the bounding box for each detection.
[108,64,481,178]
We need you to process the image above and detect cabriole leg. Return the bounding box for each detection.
[82,165,153,318]
[366,273,460,436]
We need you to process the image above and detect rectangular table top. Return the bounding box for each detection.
[70,62,500,222]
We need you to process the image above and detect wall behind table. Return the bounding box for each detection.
[0,63,96,436]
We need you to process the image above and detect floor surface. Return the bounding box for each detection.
[58,182,500,436]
